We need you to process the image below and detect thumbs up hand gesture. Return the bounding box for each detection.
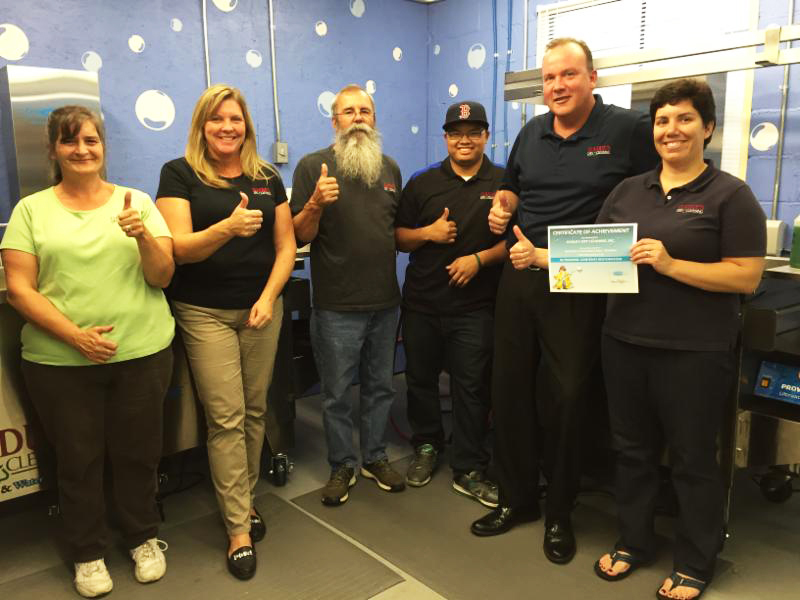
[509,225,538,270]
[228,191,263,237]
[488,190,518,234]
[427,207,457,244]
[117,191,144,238]
[309,162,339,209]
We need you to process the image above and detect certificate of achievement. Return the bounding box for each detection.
[547,223,638,293]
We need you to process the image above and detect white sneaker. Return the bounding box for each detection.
[74,558,113,597]
[129,538,167,583]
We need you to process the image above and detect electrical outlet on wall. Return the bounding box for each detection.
[273,141,288,164]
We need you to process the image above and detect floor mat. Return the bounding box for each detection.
[293,457,688,600]
[0,492,402,600]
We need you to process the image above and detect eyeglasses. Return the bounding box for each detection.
[445,130,485,141]
[334,108,374,119]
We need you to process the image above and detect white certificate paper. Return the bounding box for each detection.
[547,223,638,293]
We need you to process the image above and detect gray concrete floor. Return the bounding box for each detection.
[0,375,798,599]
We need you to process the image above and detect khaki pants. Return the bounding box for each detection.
[172,298,282,535]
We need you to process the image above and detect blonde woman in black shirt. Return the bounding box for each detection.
[156,84,295,580]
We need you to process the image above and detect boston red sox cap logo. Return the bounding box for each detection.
[443,100,488,130]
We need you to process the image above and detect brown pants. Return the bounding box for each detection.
[172,298,282,535]
[22,347,173,562]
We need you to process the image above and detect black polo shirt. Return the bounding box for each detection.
[395,155,505,315]
[502,95,659,248]
[597,162,766,351]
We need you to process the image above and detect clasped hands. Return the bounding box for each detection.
[426,207,477,287]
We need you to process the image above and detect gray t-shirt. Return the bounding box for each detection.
[291,146,402,311]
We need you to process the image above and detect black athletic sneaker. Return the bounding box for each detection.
[321,466,356,506]
[453,471,499,508]
[406,444,438,487]
[361,459,406,492]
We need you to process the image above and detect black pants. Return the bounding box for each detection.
[603,335,730,582]
[22,347,173,562]
[402,307,493,473]
[492,264,604,520]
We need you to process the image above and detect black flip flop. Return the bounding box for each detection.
[656,572,707,600]
[593,550,642,582]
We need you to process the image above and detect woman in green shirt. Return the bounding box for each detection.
[0,106,175,598]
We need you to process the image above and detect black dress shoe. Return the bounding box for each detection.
[543,519,576,564]
[228,545,256,580]
[250,507,266,542]
[470,506,540,537]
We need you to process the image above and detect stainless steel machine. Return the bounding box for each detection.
[0,65,101,224]
[0,65,101,502]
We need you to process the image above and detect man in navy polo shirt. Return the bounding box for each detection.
[395,101,506,507]
[469,38,659,565]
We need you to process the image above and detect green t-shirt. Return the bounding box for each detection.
[1,185,175,366]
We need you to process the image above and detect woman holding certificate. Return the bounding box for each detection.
[592,79,765,599]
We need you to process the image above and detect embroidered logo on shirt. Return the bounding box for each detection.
[676,204,704,214]
[251,187,272,195]
[586,145,611,157]
[383,182,396,193]
[480,192,496,201]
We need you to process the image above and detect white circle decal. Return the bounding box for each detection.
[135,90,176,131]
[750,122,780,151]
[128,34,145,53]
[245,49,262,68]
[511,102,520,110]
[212,0,238,12]
[170,18,183,32]
[365,80,376,94]
[448,84,459,98]
[317,91,336,118]
[315,21,328,36]
[433,44,441,56]
[392,47,403,62]
[0,23,29,61]
[350,0,366,18]
[81,51,103,72]
[467,43,486,69]
[411,125,419,134]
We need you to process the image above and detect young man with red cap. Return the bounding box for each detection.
[395,101,506,506]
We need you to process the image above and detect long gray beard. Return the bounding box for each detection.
[333,124,384,187]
